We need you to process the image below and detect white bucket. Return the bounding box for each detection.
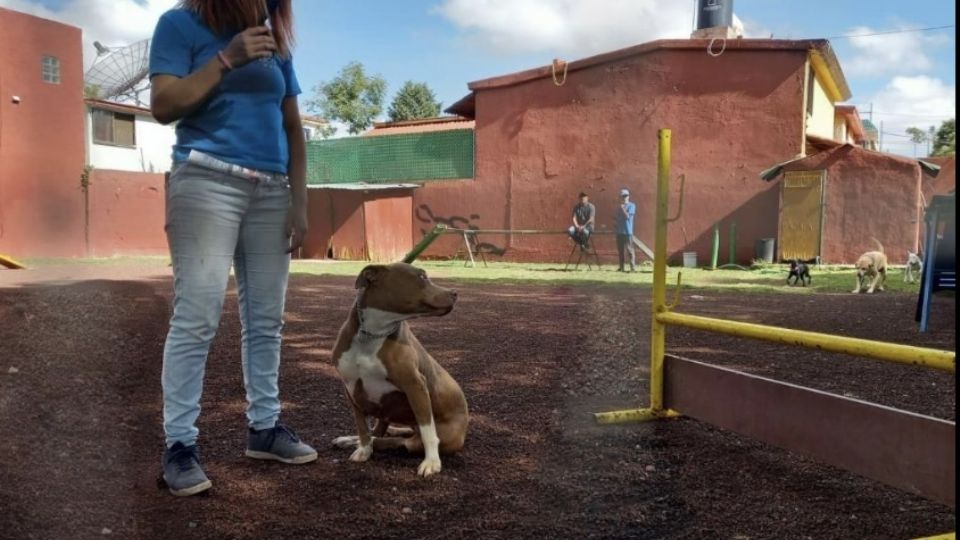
[682,251,697,268]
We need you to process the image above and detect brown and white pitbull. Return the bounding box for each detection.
[331,263,468,476]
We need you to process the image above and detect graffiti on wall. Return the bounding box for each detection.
[415,204,506,256]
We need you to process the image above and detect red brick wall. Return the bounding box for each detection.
[414,47,808,263]
[0,8,85,257]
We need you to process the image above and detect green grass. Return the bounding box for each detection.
[289,259,926,294]
[17,255,927,295]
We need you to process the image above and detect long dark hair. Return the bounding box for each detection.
[178,0,294,57]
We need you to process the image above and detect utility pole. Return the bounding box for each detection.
[879,120,884,152]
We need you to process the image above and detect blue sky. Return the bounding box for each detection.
[2,0,955,155]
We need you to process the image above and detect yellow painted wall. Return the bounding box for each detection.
[806,73,835,139]
[833,114,847,142]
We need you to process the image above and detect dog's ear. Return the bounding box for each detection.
[355,265,387,289]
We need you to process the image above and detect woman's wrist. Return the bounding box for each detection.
[216,50,233,71]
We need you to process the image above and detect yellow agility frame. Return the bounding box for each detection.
[594,129,955,540]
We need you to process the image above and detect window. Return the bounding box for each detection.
[42,56,60,84]
[303,127,313,141]
[92,109,136,147]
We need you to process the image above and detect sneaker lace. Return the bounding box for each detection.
[169,445,199,472]
[275,422,301,443]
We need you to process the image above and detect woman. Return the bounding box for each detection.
[149,0,315,497]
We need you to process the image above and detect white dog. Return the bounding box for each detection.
[904,252,923,283]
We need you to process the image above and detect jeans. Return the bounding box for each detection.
[162,161,291,447]
[568,225,592,248]
[617,234,636,270]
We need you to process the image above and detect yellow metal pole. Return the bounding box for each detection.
[912,533,955,540]
[0,254,26,270]
[650,128,671,411]
[657,311,955,372]
[594,408,681,425]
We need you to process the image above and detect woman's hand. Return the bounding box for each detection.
[285,200,308,254]
[222,26,277,68]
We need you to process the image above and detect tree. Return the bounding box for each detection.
[306,62,387,136]
[905,126,934,157]
[932,118,955,157]
[387,81,442,122]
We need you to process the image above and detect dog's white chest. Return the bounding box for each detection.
[337,337,400,402]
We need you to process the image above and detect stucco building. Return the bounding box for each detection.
[0,7,86,257]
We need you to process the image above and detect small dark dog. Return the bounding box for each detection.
[787,259,812,286]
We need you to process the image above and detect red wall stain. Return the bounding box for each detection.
[0,8,86,257]
[87,169,167,256]
[414,48,807,264]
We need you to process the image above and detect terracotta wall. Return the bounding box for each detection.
[86,169,167,256]
[782,145,923,264]
[303,189,414,262]
[0,8,85,257]
[414,48,808,263]
[922,157,955,201]
[302,190,334,259]
[363,192,413,262]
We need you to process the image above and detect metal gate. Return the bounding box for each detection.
[779,170,825,261]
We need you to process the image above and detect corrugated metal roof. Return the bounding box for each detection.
[363,116,475,136]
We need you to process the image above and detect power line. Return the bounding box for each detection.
[862,110,954,119]
[822,25,955,40]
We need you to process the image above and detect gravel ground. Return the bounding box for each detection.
[0,265,954,539]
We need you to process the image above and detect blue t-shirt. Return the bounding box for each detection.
[148,9,301,174]
[615,201,636,235]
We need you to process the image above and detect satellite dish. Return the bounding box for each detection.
[84,38,151,106]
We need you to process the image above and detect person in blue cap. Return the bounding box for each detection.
[615,188,637,272]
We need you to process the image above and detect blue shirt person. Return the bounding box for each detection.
[615,188,637,271]
[149,0,316,498]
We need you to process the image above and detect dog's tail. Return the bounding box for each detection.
[870,237,884,253]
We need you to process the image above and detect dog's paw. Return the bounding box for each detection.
[866,288,875,294]
[417,457,442,477]
[349,444,373,462]
[852,289,861,294]
[332,435,359,449]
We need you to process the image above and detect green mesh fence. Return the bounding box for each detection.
[306,129,474,185]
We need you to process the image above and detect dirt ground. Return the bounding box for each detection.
[0,264,955,540]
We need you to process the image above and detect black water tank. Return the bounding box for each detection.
[696,0,733,30]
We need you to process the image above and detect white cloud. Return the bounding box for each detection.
[842,25,952,77]
[0,0,175,71]
[860,76,956,157]
[434,0,702,57]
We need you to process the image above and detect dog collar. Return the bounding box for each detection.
[355,290,400,341]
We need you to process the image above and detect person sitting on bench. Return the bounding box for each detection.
[567,192,595,251]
